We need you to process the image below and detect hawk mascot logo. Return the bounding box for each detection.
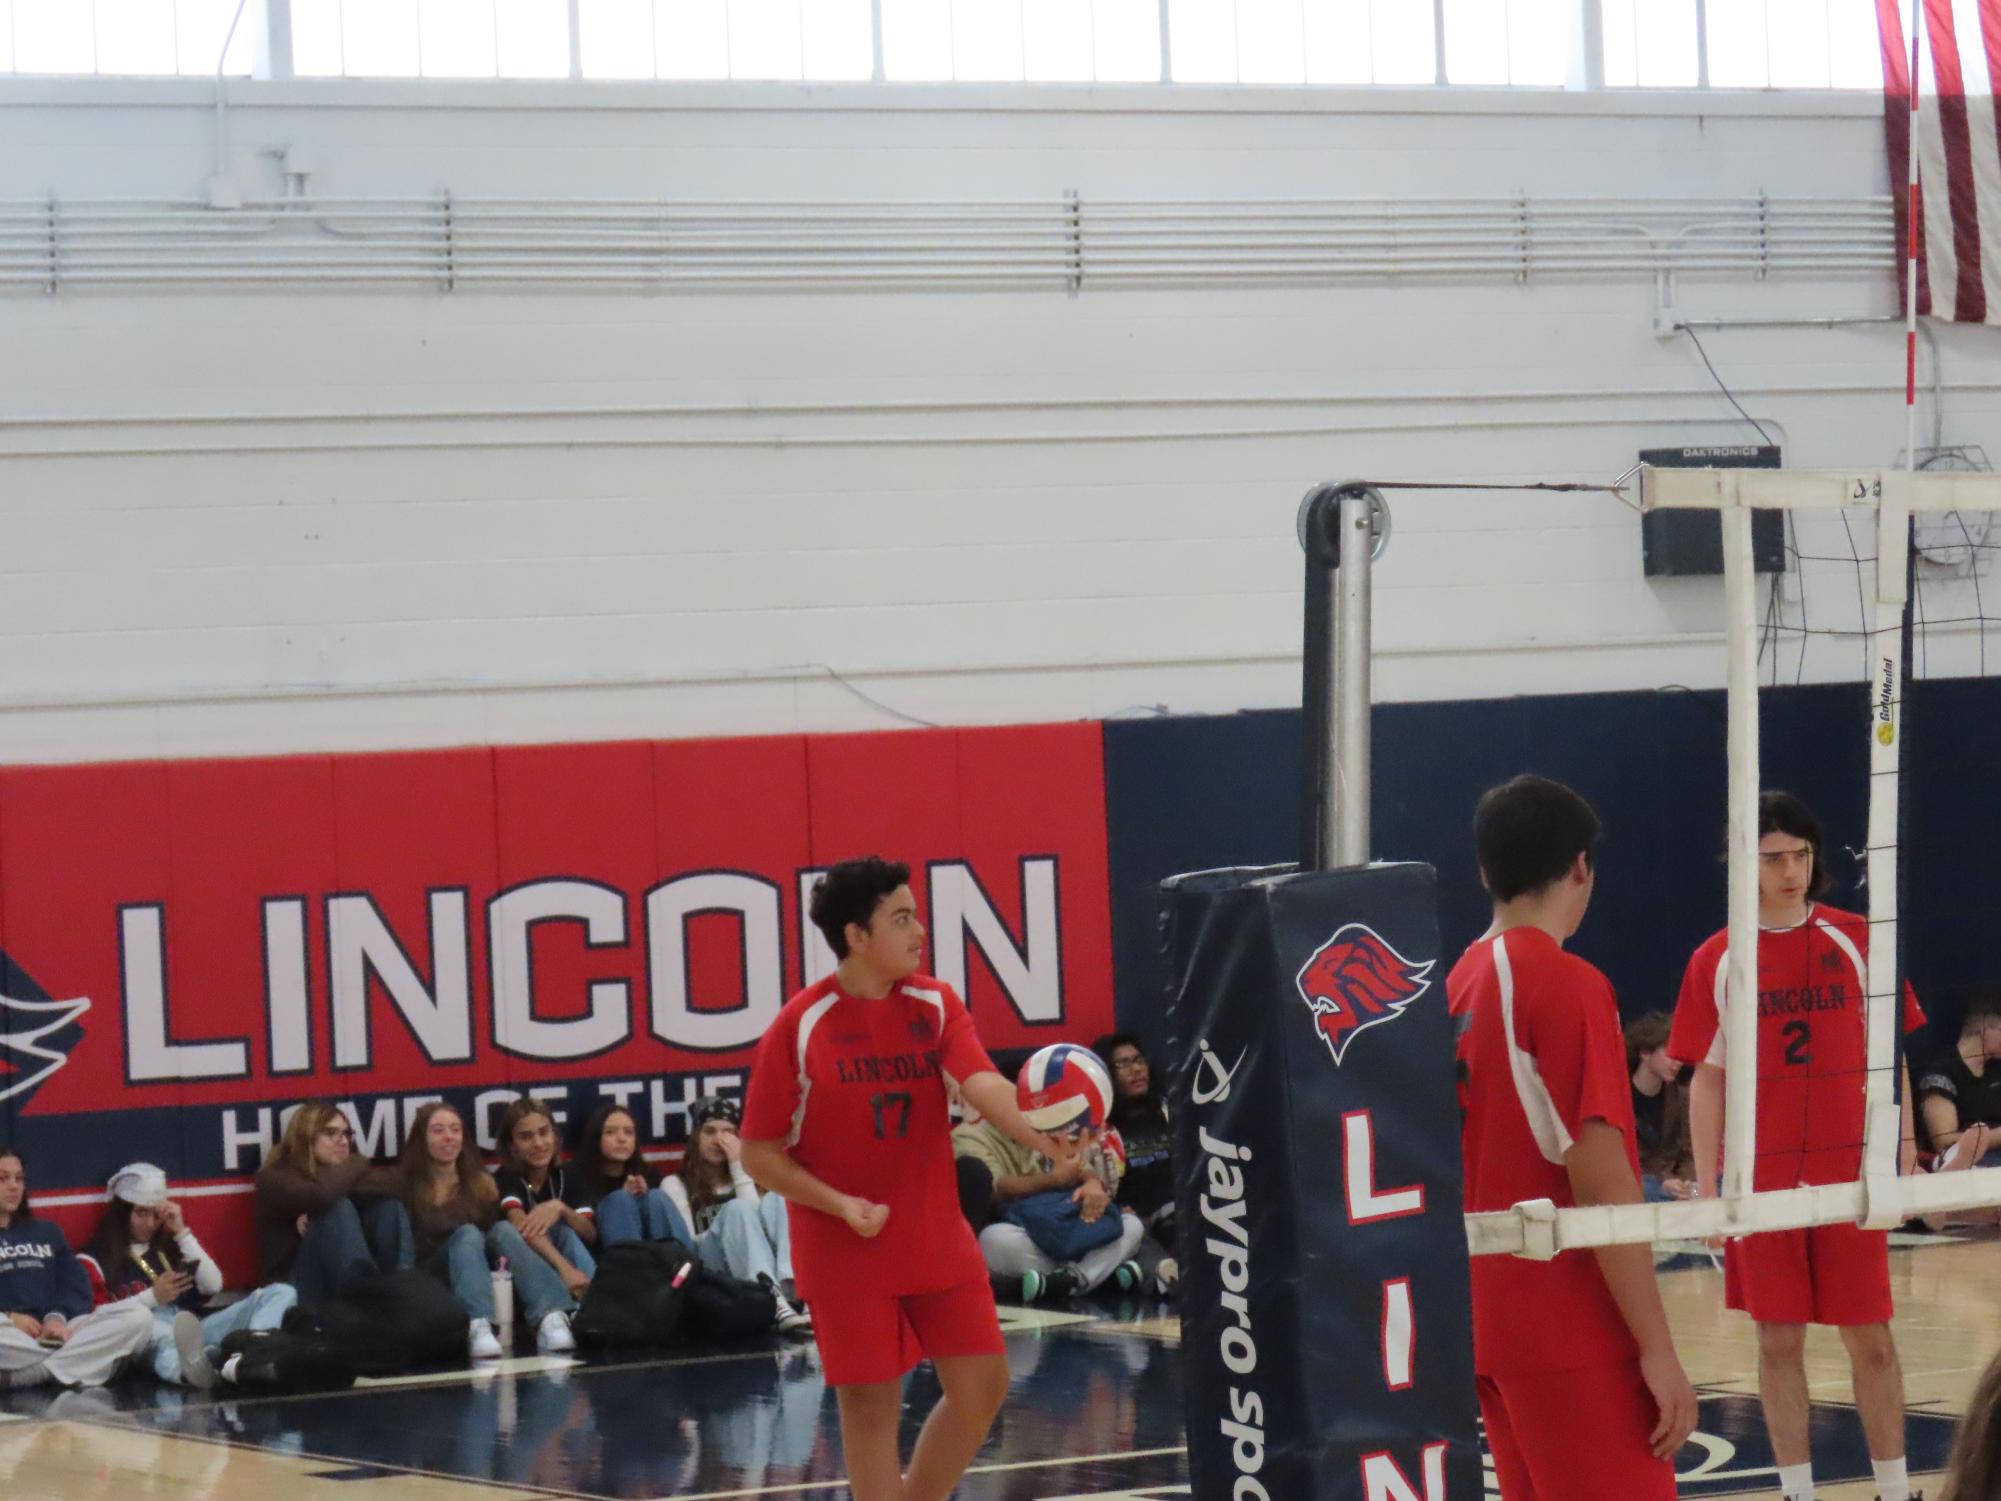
[1294,924,1433,1066]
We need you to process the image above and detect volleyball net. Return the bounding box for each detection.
[1466,466,2001,1261]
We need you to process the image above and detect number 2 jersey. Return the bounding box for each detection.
[1668,904,1923,1192]
[742,971,996,1302]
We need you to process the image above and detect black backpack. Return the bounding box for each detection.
[571,1239,694,1349]
[284,1267,472,1375]
[681,1267,777,1343]
[217,1327,359,1393]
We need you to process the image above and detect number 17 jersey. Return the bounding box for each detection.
[1668,905,1923,1192]
[742,971,996,1301]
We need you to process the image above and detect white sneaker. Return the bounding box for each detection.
[535,1311,575,1355]
[468,1318,504,1360]
[773,1298,813,1337]
[171,1310,217,1391]
[761,1276,813,1338]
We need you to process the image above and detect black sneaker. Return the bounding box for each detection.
[1109,1260,1146,1293]
[1042,1268,1083,1301]
[989,1271,1041,1304]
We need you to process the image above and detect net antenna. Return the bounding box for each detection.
[1459,463,2001,1260]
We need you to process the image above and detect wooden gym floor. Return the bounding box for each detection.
[1,1232,1993,1500]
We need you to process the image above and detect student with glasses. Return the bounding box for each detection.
[253,1102,405,1304]
[1092,1032,1178,1294]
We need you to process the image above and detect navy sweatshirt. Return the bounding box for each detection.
[0,1218,93,1321]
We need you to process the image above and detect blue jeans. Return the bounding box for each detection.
[290,1197,410,1304]
[152,1284,297,1384]
[410,1216,576,1327]
[542,1221,597,1280]
[594,1187,692,1248]
[695,1195,793,1285]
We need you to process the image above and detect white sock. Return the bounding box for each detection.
[1872,1457,1909,1500]
[1778,1462,1815,1500]
[219,1354,242,1385]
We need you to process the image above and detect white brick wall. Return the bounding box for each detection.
[0,80,1995,763]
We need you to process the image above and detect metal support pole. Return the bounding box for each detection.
[1332,491,1374,868]
[1719,502,1762,1205]
[1297,483,1387,872]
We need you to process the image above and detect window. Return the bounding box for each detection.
[1169,0,1438,86]
[1443,0,1573,87]
[1706,0,1883,91]
[1600,0,1699,88]
[0,0,1895,88]
[876,0,1160,84]
[2,0,259,74]
[574,0,871,81]
[293,0,571,77]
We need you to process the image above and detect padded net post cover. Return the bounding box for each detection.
[1161,861,1479,1501]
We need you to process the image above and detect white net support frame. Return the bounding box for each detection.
[1466,466,2001,1261]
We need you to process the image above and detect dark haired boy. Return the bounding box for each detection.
[1669,791,1925,1501]
[1451,775,1697,1500]
[1916,992,2001,1166]
[740,857,1067,1501]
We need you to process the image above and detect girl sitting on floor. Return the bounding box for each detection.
[665,1096,810,1336]
[253,1102,402,1304]
[572,1102,690,1250]
[374,1102,579,1360]
[81,1162,297,1389]
[492,1096,597,1302]
[0,1145,156,1390]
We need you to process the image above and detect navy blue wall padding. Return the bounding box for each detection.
[1107,677,2001,1060]
[1163,861,1480,1501]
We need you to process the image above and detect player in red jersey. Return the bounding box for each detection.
[740,856,1070,1501]
[1669,791,1925,1501]
[1451,775,1698,1501]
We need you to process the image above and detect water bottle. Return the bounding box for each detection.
[491,1256,515,1343]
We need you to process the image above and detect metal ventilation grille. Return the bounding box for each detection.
[0,192,1897,293]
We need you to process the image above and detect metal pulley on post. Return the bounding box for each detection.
[1297,482,1391,872]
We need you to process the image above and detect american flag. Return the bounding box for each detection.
[1879,0,2001,323]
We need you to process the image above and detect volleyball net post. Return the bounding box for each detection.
[1467,465,2001,1261]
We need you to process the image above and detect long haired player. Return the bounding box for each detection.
[1670,791,1927,1501]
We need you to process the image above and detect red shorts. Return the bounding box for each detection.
[811,1275,1005,1388]
[1477,1361,1677,1501]
[1723,1222,1893,1326]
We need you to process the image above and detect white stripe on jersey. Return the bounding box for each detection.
[788,993,843,1149]
[1495,931,1575,1167]
[1702,907,1867,1070]
[899,982,959,1086]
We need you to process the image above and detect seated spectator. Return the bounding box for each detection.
[0,1145,156,1389]
[1093,1031,1178,1293]
[573,1102,692,1250]
[373,1102,578,1360]
[1942,1338,2001,1501]
[663,1096,810,1336]
[1918,991,2001,1167]
[953,1110,1144,1302]
[493,1097,598,1303]
[80,1162,296,1389]
[1625,1012,1694,1201]
[253,1102,404,1304]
